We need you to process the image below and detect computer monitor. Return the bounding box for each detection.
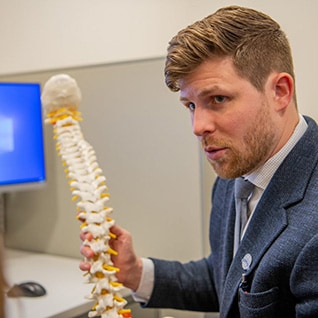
[0,82,46,193]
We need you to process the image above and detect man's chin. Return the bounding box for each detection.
[209,160,245,179]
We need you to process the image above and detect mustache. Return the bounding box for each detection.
[201,136,229,148]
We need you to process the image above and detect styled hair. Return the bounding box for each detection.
[165,6,296,97]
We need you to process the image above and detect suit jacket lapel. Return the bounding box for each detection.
[220,195,288,317]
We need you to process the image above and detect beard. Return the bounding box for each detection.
[204,103,277,179]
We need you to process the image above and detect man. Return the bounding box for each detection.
[81,6,318,317]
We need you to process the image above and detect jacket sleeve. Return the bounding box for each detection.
[144,256,219,312]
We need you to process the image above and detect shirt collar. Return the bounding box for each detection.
[245,114,308,190]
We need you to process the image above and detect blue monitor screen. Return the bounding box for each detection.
[0,82,46,192]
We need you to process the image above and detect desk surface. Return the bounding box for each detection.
[4,249,95,318]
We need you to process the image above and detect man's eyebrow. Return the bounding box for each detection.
[198,86,221,98]
[179,86,221,102]
[179,96,189,102]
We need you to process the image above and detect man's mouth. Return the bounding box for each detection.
[204,146,227,161]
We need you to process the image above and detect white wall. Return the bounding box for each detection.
[0,0,205,75]
[0,0,316,93]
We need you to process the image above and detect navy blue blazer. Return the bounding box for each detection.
[146,116,318,317]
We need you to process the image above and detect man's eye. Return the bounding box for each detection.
[213,96,227,104]
[188,102,195,111]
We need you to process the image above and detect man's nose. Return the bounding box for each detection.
[192,108,215,137]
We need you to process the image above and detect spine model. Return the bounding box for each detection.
[41,74,131,318]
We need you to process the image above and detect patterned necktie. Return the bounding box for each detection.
[233,177,254,255]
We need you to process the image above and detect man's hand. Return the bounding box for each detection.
[79,224,143,291]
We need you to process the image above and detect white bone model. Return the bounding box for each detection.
[41,74,132,318]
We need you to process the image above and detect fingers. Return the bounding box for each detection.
[110,224,127,237]
[79,261,91,271]
[80,245,95,259]
[80,231,93,242]
[79,245,94,272]
[78,219,102,273]
[79,224,130,275]
[79,244,93,272]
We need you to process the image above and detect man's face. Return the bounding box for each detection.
[179,57,279,179]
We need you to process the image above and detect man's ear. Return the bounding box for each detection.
[272,72,294,110]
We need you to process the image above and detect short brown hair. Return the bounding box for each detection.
[165,6,295,96]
